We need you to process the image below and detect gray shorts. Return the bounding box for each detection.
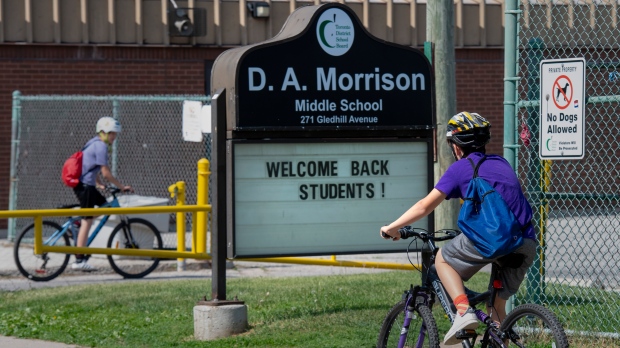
[441,234,538,299]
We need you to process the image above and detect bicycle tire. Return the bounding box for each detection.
[106,218,163,279]
[377,300,440,348]
[13,221,70,281]
[500,303,568,348]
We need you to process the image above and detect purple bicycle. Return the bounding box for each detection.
[377,226,568,348]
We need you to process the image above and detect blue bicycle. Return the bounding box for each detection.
[13,187,163,281]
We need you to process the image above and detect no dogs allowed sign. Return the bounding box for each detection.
[539,58,586,159]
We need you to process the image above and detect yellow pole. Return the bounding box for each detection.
[196,159,210,254]
[169,181,187,271]
[34,215,42,255]
[539,160,551,280]
[191,212,197,253]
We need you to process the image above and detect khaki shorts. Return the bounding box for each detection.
[441,234,538,299]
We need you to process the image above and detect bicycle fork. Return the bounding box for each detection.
[118,217,138,249]
[398,286,430,348]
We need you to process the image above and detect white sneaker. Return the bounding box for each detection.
[443,308,479,345]
[71,261,97,272]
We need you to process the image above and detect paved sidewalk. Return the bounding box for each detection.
[0,335,83,348]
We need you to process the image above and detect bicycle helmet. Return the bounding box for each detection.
[96,116,122,134]
[446,111,491,149]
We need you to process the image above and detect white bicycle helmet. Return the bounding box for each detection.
[96,116,122,133]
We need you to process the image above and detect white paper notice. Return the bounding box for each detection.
[182,100,204,142]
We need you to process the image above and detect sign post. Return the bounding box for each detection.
[539,58,586,159]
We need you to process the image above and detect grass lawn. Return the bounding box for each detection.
[0,271,617,347]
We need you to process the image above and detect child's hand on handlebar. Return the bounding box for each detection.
[122,185,134,193]
[380,226,401,241]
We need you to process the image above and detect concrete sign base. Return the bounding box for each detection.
[194,304,248,340]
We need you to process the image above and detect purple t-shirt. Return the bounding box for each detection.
[435,152,536,240]
[80,137,109,186]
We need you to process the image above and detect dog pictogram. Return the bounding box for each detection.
[552,75,572,110]
[555,82,570,102]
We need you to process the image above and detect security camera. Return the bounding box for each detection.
[169,8,194,36]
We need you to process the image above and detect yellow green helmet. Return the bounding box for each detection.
[446,111,491,149]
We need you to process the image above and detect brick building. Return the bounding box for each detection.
[0,0,506,227]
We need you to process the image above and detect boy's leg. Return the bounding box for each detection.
[438,234,493,345]
[436,249,466,300]
[76,218,93,248]
[487,297,507,325]
[72,184,105,271]
[436,249,479,345]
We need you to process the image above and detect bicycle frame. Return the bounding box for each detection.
[398,233,508,348]
[42,196,125,249]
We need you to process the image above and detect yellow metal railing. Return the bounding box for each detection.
[0,159,212,260]
[1,158,419,271]
[0,203,211,258]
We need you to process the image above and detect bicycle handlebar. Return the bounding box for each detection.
[382,226,461,242]
[106,186,132,196]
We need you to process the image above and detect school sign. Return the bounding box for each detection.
[211,3,435,257]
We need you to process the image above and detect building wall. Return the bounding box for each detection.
[455,49,504,155]
[0,45,504,228]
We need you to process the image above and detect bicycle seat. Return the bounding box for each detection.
[57,204,80,209]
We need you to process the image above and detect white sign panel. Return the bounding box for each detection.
[539,58,586,159]
[182,100,204,142]
[200,104,212,133]
[231,141,429,257]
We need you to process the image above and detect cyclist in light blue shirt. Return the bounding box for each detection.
[71,117,133,271]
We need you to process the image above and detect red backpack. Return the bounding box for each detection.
[61,144,93,187]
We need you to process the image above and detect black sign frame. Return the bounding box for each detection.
[211,3,435,137]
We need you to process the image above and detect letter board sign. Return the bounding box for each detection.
[228,140,432,257]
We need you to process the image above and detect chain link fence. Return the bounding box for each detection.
[9,92,211,249]
[514,1,620,343]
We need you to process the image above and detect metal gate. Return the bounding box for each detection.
[9,92,211,248]
[506,0,620,343]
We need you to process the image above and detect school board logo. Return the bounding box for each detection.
[316,8,354,56]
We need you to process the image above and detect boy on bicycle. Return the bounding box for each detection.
[380,112,537,345]
[71,117,133,271]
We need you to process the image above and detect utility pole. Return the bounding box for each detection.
[428,0,459,229]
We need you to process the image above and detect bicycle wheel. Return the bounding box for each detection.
[501,303,568,348]
[106,218,163,279]
[377,300,440,348]
[13,221,70,281]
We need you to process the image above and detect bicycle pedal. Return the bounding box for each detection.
[455,329,477,339]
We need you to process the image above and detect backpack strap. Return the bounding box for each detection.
[466,155,487,179]
[80,142,98,176]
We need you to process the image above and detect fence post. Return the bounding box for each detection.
[525,37,545,305]
[9,91,22,241]
[111,100,120,177]
[503,0,518,168]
